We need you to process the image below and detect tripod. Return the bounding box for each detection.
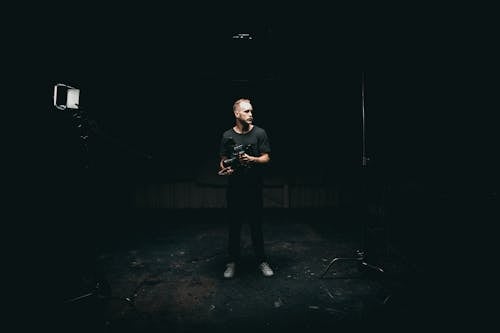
[55,97,149,331]
[320,72,384,278]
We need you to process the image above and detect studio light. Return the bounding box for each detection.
[53,83,80,110]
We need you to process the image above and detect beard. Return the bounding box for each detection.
[238,118,252,127]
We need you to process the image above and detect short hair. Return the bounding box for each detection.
[233,98,251,112]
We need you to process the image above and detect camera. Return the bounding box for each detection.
[222,137,253,169]
[222,143,252,168]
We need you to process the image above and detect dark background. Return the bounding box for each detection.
[6,2,498,330]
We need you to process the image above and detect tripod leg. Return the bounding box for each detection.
[65,292,95,304]
[320,258,339,278]
[320,257,363,278]
[361,261,384,273]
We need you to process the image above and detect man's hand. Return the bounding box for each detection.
[238,153,254,165]
[218,166,234,176]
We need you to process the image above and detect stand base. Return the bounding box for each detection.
[320,249,384,278]
[64,279,111,304]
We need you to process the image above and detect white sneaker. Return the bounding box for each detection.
[259,262,274,277]
[224,262,236,278]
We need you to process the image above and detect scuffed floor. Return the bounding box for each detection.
[57,212,430,333]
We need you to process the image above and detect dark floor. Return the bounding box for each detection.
[44,208,451,333]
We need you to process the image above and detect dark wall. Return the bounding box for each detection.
[14,2,497,239]
[32,8,497,212]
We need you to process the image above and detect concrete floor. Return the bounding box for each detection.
[53,209,436,333]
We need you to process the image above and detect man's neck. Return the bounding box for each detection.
[234,123,253,134]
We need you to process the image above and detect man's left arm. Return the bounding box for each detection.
[240,152,270,165]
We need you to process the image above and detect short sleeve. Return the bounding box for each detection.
[259,129,271,154]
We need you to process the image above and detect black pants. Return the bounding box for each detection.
[226,183,266,263]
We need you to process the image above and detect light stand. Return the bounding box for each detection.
[320,72,385,278]
[53,83,106,299]
[53,83,149,332]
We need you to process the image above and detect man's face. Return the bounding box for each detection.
[235,101,253,125]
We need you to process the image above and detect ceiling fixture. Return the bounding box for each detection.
[232,33,253,40]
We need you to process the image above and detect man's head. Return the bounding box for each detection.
[233,98,253,126]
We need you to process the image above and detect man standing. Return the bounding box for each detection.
[219,98,274,278]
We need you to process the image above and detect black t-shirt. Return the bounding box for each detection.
[219,125,271,185]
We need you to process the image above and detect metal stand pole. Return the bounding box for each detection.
[320,72,384,278]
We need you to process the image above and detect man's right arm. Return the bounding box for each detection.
[220,156,227,170]
[218,156,234,176]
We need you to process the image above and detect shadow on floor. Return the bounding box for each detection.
[46,209,448,333]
